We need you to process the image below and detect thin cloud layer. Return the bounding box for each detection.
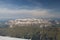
[0,8,53,16]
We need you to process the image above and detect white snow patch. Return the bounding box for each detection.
[0,36,31,40]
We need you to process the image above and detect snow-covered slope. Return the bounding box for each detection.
[0,36,31,40]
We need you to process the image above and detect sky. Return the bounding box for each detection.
[0,0,60,19]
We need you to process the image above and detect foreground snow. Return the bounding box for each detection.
[0,36,31,40]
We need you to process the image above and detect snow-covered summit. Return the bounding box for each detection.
[6,18,52,28]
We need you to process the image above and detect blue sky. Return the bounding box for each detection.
[0,0,60,19]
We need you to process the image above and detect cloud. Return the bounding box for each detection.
[0,8,55,18]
